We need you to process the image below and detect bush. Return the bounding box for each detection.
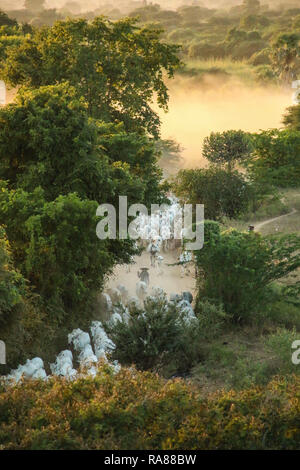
[106,295,205,376]
[195,300,228,338]
[195,223,300,322]
[172,167,255,220]
[0,368,299,449]
[203,130,253,170]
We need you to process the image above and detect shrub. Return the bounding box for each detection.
[0,368,299,449]
[172,167,255,220]
[195,223,300,322]
[106,295,205,376]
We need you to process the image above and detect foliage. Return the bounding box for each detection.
[0,11,18,28]
[0,368,299,450]
[255,64,277,84]
[248,129,300,187]
[172,167,255,220]
[283,104,300,131]
[195,223,300,322]
[0,84,164,207]
[2,17,181,137]
[0,226,26,328]
[0,34,24,62]
[0,185,137,318]
[270,33,300,84]
[188,42,225,60]
[106,295,204,376]
[203,130,253,170]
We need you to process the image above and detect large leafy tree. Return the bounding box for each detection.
[0,85,163,322]
[0,226,26,328]
[2,17,181,137]
[0,187,135,313]
[0,84,163,206]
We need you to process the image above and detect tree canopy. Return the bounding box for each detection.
[202,130,253,171]
[2,17,181,137]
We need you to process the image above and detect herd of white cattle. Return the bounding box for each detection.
[2,197,195,384]
[4,285,195,384]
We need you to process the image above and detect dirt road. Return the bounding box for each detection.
[255,208,298,232]
[106,249,196,300]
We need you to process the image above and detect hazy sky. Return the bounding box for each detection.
[0,1,290,13]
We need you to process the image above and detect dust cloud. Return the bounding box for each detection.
[160,75,292,169]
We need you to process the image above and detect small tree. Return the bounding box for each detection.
[195,223,300,322]
[202,130,253,171]
[172,167,255,220]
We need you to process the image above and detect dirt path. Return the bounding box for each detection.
[255,208,298,232]
[106,249,196,300]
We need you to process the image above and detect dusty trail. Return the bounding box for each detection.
[107,249,196,300]
[255,208,298,232]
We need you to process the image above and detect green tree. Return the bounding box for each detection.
[283,104,300,131]
[172,167,254,220]
[0,85,164,322]
[195,223,300,322]
[0,185,136,318]
[0,84,163,207]
[203,130,253,171]
[271,33,300,84]
[2,17,180,137]
[248,129,300,187]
